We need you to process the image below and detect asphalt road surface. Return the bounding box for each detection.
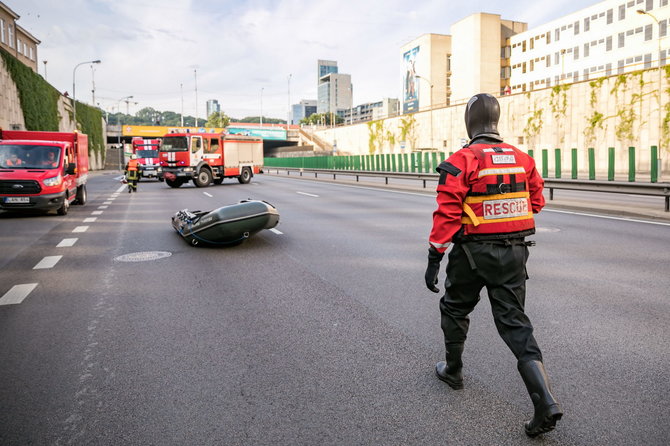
[1,171,668,445]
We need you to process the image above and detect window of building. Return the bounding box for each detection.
[17,38,22,54]
[546,55,551,67]
[661,20,668,38]
[555,75,560,84]
[645,24,653,40]
[635,27,643,34]
[546,32,551,44]
[522,62,527,73]
[606,63,612,76]
[662,49,667,67]
[574,46,580,59]
[546,77,551,87]
[530,39,534,50]
[645,0,653,10]
[29,47,34,60]
[584,43,590,57]
[619,4,626,20]
[619,32,625,48]
[7,24,13,48]
[634,55,642,63]
[618,60,625,74]
[23,42,27,56]
[522,40,527,52]
[584,69,590,81]
[661,0,668,7]
[607,9,613,24]
[574,71,579,82]
[627,1,634,7]
[0,19,4,44]
[530,60,534,71]
[555,28,560,41]
[555,52,560,64]
[606,36,612,51]
[574,21,580,34]
[584,17,590,32]
[644,53,652,68]
[626,29,634,36]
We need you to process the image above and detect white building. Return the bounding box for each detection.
[206,99,220,118]
[509,0,670,92]
[317,72,352,115]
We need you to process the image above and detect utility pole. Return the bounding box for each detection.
[287,74,292,127]
[43,60,47,81]
[194,69,199,127]
[180,83,184,126]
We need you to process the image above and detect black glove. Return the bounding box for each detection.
[425,246,444,293]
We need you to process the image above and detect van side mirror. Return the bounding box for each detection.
[66,163,76,175]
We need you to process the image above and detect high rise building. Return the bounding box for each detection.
[206,99,220,118]
[317,60,338,83]
[317,72,352,115]
[291,99,317,124]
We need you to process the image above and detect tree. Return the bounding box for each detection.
[206,111,230,128]
[300,112,342,126]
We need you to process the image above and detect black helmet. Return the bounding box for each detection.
[464,93,500,140]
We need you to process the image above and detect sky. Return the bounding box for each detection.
[13,0,597,121]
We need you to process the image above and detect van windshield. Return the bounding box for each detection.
[0,144,61,169]
[136,150,159,158]
[161,137,188,152]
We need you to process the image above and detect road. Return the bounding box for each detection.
[1,171,669,445]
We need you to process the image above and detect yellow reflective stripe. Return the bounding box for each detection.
[478,166,526,177]
[464,191,529,204]
[462,203,481,226]
[461,213,534,225]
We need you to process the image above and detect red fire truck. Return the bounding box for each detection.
[158,132,263,188]
[131,137,161,179]
[0,130,89,215]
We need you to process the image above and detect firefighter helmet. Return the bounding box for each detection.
[464,93,500,140]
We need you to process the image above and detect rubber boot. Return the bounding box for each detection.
[518,360,563,437]
[435,344,464,389]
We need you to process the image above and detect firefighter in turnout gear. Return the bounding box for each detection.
[425,93,563,437]
[125,154,140,193]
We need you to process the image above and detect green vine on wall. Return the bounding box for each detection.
[549,84,570,144]
[0,47,60,131]
[398,114,417,152]
[75,102,105,162]
[661,66,670,154]
[367,120,385,154]
[611,71,653,146]
[583,77,613,148]
[522,103,543,148]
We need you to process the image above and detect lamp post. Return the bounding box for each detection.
[637,9,663,179]
[116,95,133,170]
[43,60,47,81]
[260,87,264,126]
[194,69,199,128]
[416,75,434,149]
[72,59,101,130]
[287,74,292,128]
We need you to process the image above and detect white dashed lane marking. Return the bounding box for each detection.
[91,211,103,215]
[57,238,78,247]
[72,226,89,233]
[296,191,319,197]
[0,284,38,305]
[204,192,213,197]
[33,255,62,270]
[98,206,108,209]
[103,201,112,205]
[83,217,97,223]
[269,228,283,235]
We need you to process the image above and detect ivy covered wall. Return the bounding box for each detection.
[0,47,106,169]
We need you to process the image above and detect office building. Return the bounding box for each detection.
[340,98,400,124]
[317,59,338,84]
[509,0,670,92]
[317,72,352,115]
[291,99,317,124]
[0,2,40,72]
[206,99,220,118]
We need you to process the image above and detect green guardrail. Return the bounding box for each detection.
[264,146,662,181]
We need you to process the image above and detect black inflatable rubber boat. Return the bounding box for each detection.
[172,199,279,246]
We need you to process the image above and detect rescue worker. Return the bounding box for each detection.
[425,93,562,437]
[124,154,140,193]
[41,151,58,168]
[6,153,22,167]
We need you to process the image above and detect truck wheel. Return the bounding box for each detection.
[57,195,70,215]
[75,184,87,205]
[238,167,251,184]
[166,179,182,188]
[194,169,212,187]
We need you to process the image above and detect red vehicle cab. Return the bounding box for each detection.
[0,130,89,215]
[131,137,161,179]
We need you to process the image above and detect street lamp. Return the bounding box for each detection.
[116,95,133,170]
[287,74,292,128]
[637,9,663,179]
[416,75,434,149]
[72,59,101,130]
[260,87,264,126]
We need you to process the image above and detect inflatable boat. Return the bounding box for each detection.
[172,199,279,246]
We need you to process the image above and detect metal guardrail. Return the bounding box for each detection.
[265,167,670,212]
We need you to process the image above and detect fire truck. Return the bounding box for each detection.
[131,137,161,179]
[158,132,263,188]
[0,130,89,215]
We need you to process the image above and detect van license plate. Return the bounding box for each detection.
[5,197,30,203]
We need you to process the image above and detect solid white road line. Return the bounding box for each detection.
[269,228,283,235]
[57,238,78,247]
[0,283,38,305]
[72,226,89,233]
[33,255,62,269]
[204,192,213,197]
[297,191,319,197]
[543,209,670,226]
[91,211,103,215]
[83,217,97,223]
